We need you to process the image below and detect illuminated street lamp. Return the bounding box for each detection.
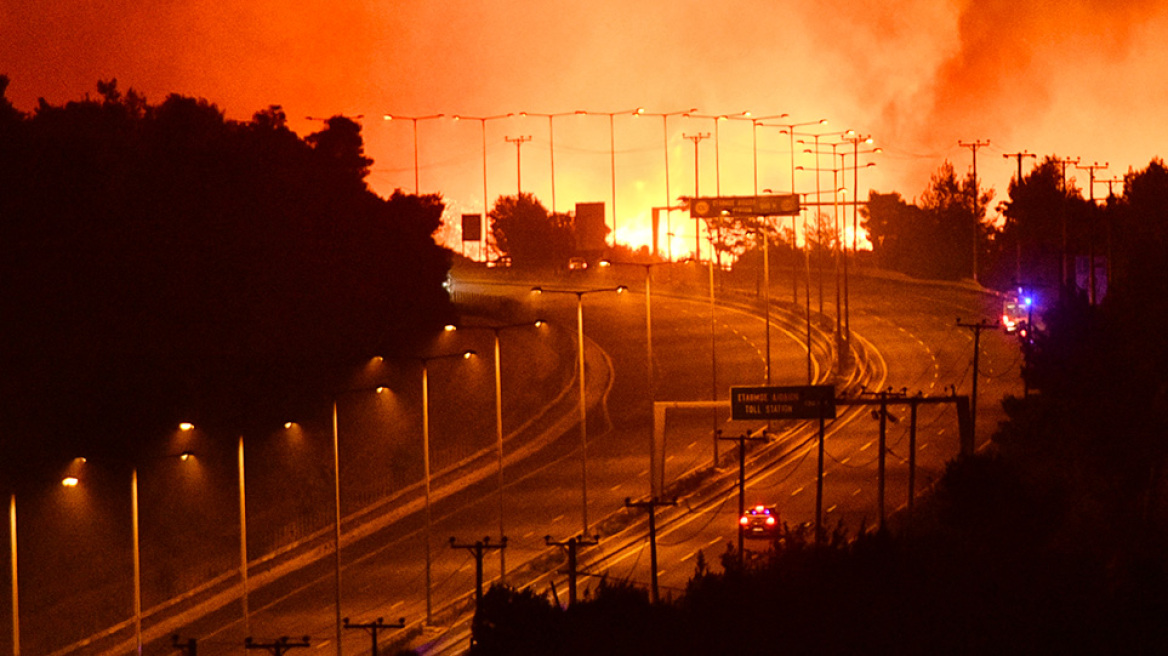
[519,111,587,215]
[453,114,515,262]
[634,108,699,261]
[442,321,545,583]
[418,351,475,624]
[66,449,196,656]
[382,114,445,194]
[330,386,391,652]
[840,133,880,342]
[758,118,829,305]
[726,112,790,385]
[530,286,626,536]
[580,108,643,248]
[8,494,16,656]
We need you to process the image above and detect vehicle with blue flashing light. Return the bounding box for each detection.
[1002,296,1032,333]
[739,505,779,538]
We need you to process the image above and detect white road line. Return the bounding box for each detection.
[791,486,805,496]
[551,514,565,523]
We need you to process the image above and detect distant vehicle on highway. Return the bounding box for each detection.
[1001,296,1032,333]
[567,256,589,271]
[739,504,779,539]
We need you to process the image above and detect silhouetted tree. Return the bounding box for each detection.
[0,81,455,483]
[488,192,575,265]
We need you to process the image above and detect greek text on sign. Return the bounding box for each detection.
[730,384,836,420]
[690,194,801,218]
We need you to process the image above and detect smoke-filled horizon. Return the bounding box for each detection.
[5,0,1167,255]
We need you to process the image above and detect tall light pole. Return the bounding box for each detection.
[8,494,17,656]
[68,449,195,656]
[382,114,445,194]
[839,133,880,343]
[634,108,698,261]
[519,111,587,215]
[452,114,514,261]
[579,108,643,248]
[728,112,789,384]
[419,350,475,624]
[442,321,545,583]
[237,436,249,638]
[530,286,626,536]
[331,386,391,653]
[760,118,829,305]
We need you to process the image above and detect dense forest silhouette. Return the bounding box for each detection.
[0,77,455,483]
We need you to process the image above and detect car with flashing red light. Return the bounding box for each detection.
[739,504,779,538]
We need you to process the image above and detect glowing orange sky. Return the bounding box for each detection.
[5,0,1168,256]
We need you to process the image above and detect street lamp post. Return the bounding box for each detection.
[8,494,17,656]
[382,114,445,194]
[443,321,545,583]
[634,108,698,261]
[531,286,626,536]
[580,108,643,248]
[237,436,249,638]
[759,118,829,306]
[330,386,391,653]
[452,114,514,262]
[68,449,194,656]
[519,111,587,215]
[419,351,475,624]
[840,133,879,342]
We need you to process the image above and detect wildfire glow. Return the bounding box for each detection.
[3,1,1167,261]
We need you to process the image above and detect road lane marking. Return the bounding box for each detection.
[852,488,863,496]
[609,483,623,492]
[551,514,565,523]
[791,485,805,496]
[860,441,873,451]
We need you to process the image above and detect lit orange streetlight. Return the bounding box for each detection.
[443,321,545,583]
[530,286,625,536]
[382,113,445,194]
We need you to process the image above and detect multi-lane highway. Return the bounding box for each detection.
[31,265,1022,655]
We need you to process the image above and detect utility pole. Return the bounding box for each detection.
[861,387,905,530]
[172,635,197,656]
[958,139,990,283]
[683,132,710,261]
[1077,161,1108,305]
[1056,156,1081,294]
[545,535,599,606]
[245,637,311,656]
[343,617,405,656]
[956,318,998,443]
[504,135,532,195]
[717,431,767,564]
[624,496,678,603]
[449,536,507,611]
[1098,176,1123,288]
[1003,151,1037,283]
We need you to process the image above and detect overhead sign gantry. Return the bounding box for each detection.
[689,194,801,218]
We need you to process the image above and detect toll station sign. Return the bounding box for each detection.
[690,194,801,218]
[730,385,836,420]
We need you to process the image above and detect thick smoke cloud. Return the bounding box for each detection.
[4,0,1168,246]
